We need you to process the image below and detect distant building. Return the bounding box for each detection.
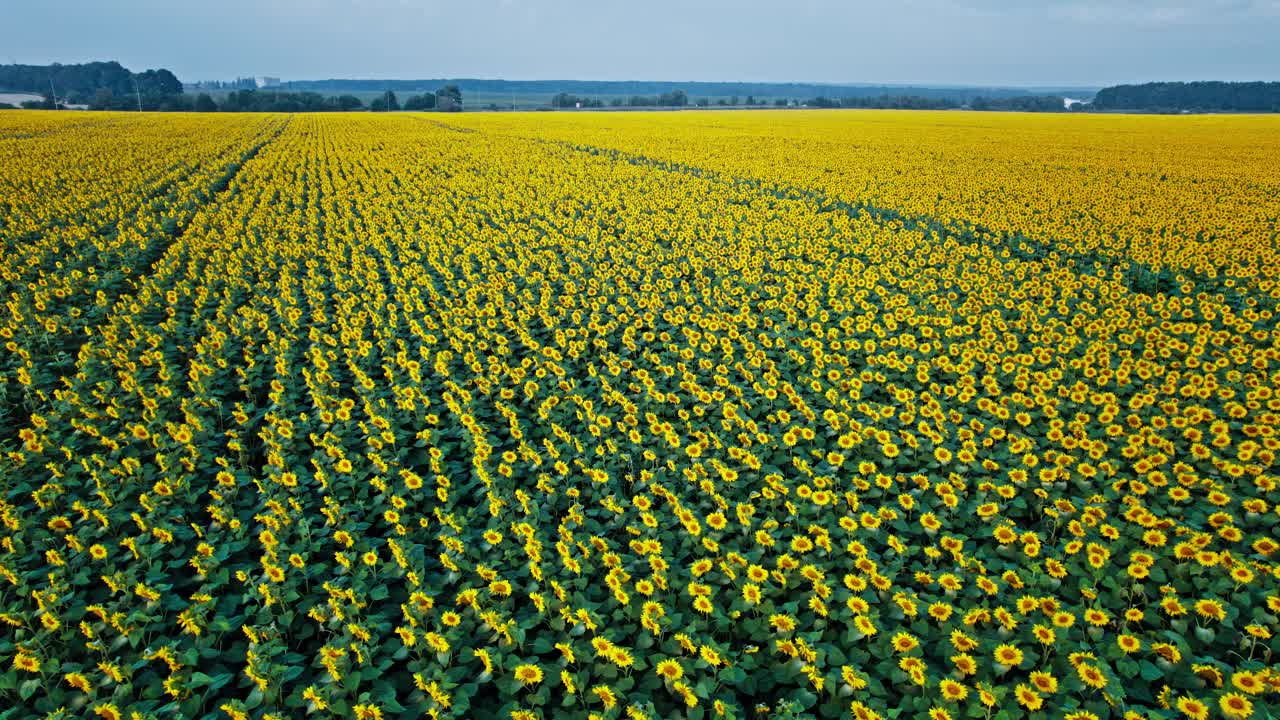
[255,77,281,89]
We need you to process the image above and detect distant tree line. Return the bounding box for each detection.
[284,78,1043,103]
[1090,82,1280,112]
[217,90,364,112]
[541,90,1070,113]
[551,93,605,108]
[370,85,463,112]
[807,95,954,110]
[190,78,261,91]
[1,60,464,113]
[970,95,1067,112]
[0,61,181,107]
[13,88,462,113]
[624,90,689,107]
[555,92,775,109]
[550,90,689,108]
[692,95,771,107]
[190,86,461,113]
[804,94,1067,112]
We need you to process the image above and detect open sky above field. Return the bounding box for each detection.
[6,0,1279,86]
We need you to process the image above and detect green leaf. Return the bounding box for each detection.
[18,679,40,701]
[791,689,818,709]
[244,687,264,710]
[208,673,235,692]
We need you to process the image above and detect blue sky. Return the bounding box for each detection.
[7,0,1279,86]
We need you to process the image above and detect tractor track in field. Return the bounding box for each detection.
[0,117,292,447]
[432,117,1272,313]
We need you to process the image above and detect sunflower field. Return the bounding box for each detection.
[1,109,1278,720]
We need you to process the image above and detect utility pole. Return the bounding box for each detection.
[48,77,58,109]
[131,75,143,112]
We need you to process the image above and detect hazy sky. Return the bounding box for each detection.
[6,0,1279,86]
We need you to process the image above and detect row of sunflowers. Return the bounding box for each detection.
[1,110,1278,720]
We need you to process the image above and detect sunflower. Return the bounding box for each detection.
[850,701,881,720]
[1231,671,1263,695]
[1193,599,1226,621]
[853,615,877,635]
[891,632,920,653]
[951,653,977,676]
[1219,692,1254,719]
[1117,634,1141,653]
[939,679,967,702]
[65,672,92,692]
[1077,664,1108,690]
[592,685,617,708]
[769,614,796,632]
[993,644,1023,667]
[699,646,723,666]
[1231,566,1256,584]
[1175,696,1208,720]
[1015,684,1043,711]
[656,659,683,681]
[13,652,40,673]
[514,664,543,687]
[1032,624,1056,645]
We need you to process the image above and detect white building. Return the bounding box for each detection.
[255,77,281,89]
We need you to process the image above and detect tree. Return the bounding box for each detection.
[194,93,218,112]
[90,88,115,110]
[660,89,688,107]
[550,93,603,109]
[1092,81,1280,113]
[403,93,436,111]
[0,61,135,103]
[215,88,364,113]
[371,90,399,112]
[436,84,463,112]
[437,84,462,103]
[133,68,183,96]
